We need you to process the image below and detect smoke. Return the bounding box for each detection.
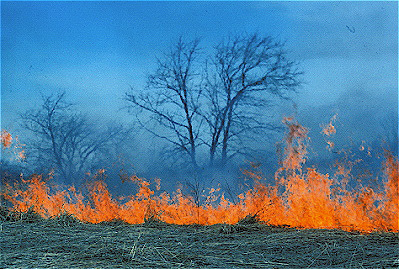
[298,86,397,153]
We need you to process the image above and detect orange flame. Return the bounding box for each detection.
[1,130,12,148]
[321,114,337,136]
[1,121,398,232]
[1,130,26,160]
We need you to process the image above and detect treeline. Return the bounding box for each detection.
[2,32,396,192]
[2,33,302,187]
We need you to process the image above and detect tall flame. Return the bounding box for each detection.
[1,120,398,232]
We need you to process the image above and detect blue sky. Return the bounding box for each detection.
[1,1,398,141]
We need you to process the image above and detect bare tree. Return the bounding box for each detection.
[204,33,302,167]
[21,92,124,184]
[125,38,203,170]
[125,33,302,171]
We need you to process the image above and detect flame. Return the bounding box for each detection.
[1,121,398,232]
[321,114,337,136]
[321,114,337,151]
[1,130,12,148]
[1,130,26,160]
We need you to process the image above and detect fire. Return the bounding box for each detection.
[1,130,26,160]
[321,114,337,136]
[1,130,12,148]
[1,120,398,232]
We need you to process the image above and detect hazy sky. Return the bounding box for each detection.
[1,1,398,139]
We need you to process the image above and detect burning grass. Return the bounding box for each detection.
[2,158,397,232]
[1,117,398,267]
[1,118,398,232]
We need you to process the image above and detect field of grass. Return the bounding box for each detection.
[1,211,398,269]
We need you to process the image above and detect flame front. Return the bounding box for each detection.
[2,120,398,232]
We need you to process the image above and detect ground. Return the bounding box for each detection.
[1,215,398,269]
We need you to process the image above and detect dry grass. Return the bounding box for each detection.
[0,214,398,268]
[0,205,42,223]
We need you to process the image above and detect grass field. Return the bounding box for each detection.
[1,213,398,269]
